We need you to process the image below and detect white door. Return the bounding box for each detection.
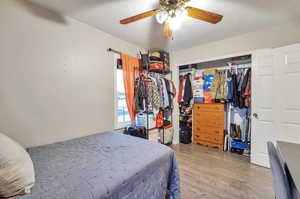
[251,49,275,168]
[274,43,300,144]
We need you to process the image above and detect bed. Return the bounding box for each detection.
[10,132,180,199]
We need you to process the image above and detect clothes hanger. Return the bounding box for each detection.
[227,62,235,73]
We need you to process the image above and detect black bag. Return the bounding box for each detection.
[140,51,149,70]
[179,128,192,144]
[124,125,147,139]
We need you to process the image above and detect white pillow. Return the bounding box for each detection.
[0,133,35,198]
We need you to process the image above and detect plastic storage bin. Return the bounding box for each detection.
[230,140,248,150]
[136,112,156,129]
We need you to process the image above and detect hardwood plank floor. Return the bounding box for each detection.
[172,144,274,199]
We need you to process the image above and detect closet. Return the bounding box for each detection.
[178,55,252,156]
[176,42,300,167]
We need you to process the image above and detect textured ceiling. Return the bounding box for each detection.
[27,0,300,51]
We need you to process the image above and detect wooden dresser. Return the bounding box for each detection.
[193,103,225,150]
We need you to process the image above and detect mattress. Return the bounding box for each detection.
[10,132,180,199]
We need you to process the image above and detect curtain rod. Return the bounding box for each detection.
[107,48,122,55]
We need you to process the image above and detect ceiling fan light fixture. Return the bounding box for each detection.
[175,7,187,18]
[120,0,223,38]
[156,10,169,24]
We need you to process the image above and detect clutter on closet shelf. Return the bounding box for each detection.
[178,55,252,156]
[178,72,193,144]
[126,50,175,145]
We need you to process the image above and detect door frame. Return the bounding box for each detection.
[173,50,258,162]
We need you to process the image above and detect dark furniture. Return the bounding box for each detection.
[267,141,293,199]
[277,141,300,199]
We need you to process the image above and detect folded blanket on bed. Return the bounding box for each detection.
[9,132,180,199]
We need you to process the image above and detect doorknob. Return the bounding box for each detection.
[253,113,259,119]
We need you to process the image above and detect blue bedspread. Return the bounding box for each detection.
[11,132,180,199]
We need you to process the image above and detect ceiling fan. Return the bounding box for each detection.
[120,0,223,38]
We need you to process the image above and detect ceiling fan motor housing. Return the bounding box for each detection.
[159,0,190,12]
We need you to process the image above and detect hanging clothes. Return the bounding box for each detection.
[211,70,226,102]
[237,69,246,108]
[224,66,252,154]
[232,72,239,107]
[161,78,170,108]
[135,73,175,112]
[179,65,251,106]
[164,78,172,108]
[169,80,176,108]
[149,76,160,111]
[230,67,252,108]
[241,69,249,93]
[230,107,249,142]
[183,73,193,105]
[178,75,184,104]
[226,71,234,102]
[150,72,164,108]
[243,69,251,107]
[135,76,146,112]
[178,63,252,155]
[147,78,160,111]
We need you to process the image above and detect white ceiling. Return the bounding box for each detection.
[27,0,300,51]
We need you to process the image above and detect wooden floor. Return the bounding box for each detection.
[172,144,274,199]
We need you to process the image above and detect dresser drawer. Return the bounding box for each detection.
[193,139,224,150]
[193,127,224,143]
[194,126,223,135]
[204,133,223,143]
[194,133,223,143]
[193,115,224,127]
[194,103,224,112]
[193,111,223,119]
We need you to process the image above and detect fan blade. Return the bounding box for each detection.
[120,9,158,24]
[186,7,223,24]
[163,22,172,38]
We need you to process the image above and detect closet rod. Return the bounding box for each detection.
[228,65,251,69]
[195,64,251,71]
[107,48,122,55]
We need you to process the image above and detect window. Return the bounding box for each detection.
[116,69,130,123]
[114,55,131,129]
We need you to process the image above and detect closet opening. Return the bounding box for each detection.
[178,54,252,157]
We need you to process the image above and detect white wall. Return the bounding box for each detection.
[171,21,300,144]
[171,21,300,66]
[0,0,141,147]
